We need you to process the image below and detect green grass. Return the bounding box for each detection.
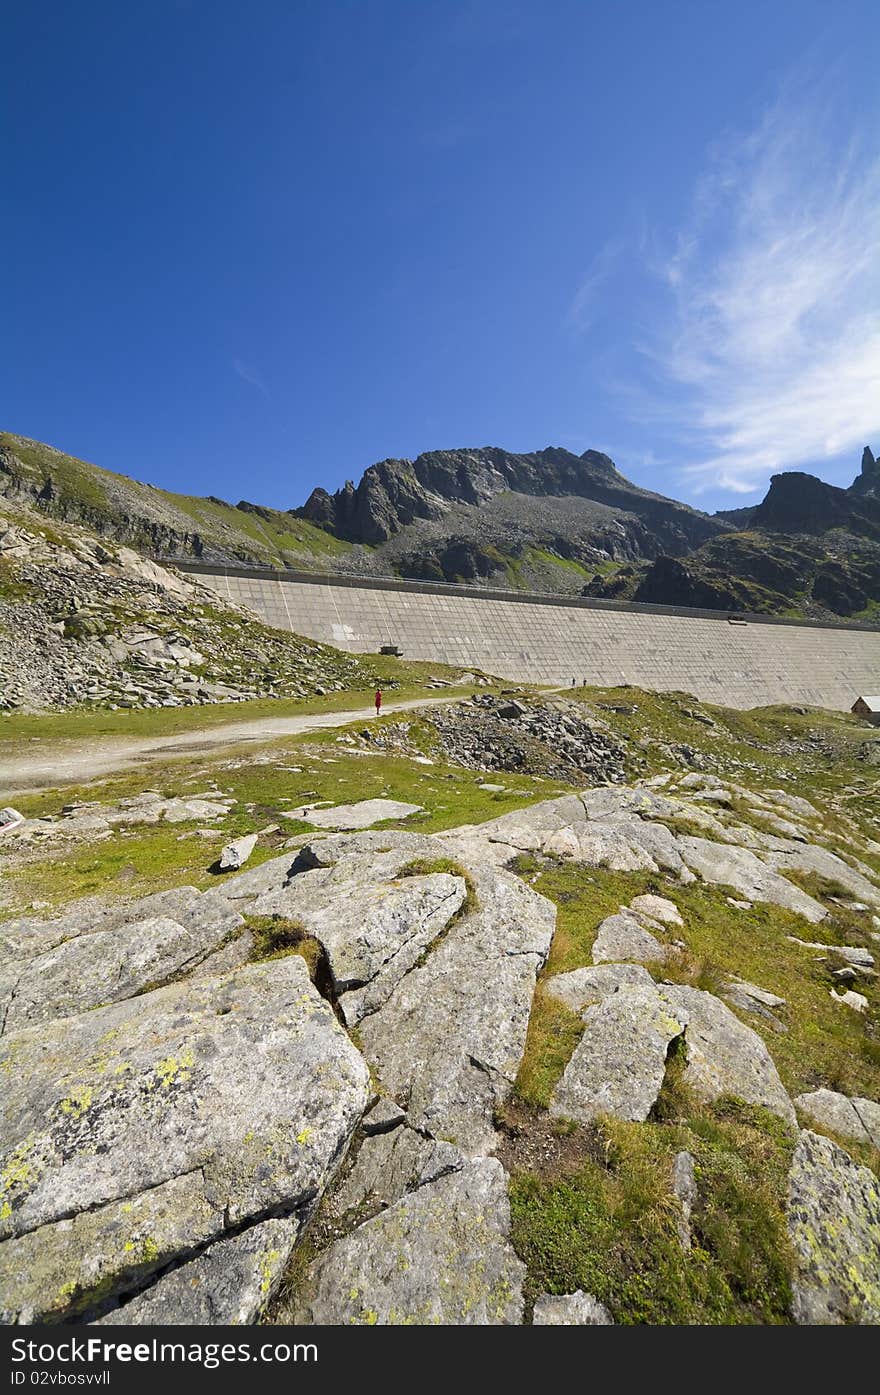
[243,914,332,994]
[515,990,587,1107]
[243,914,308,962]
[521,547,592,579]
[508,1095,795,1324]
[0,822,247,906]
[529,548,590,575]
[584,557,629,580]
[513,859,880,1113]
[0,744,556,914]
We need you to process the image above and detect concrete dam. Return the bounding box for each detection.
[175,561,880,712]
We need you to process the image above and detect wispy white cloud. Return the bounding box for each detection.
[233,358,269,398]
[566,238,624,335]
[648,77,880,495]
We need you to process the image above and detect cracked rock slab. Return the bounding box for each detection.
[794,1090,880,1149]
[675,838,827,922]
[0,957,369,1322]
[788,939,874,967]
[207,852,301,903]
[544,963,653,1011]
[0,1171,220,1325]
[725,979,786,1010]
[787,1130,880,1324]
[447,788,859,923]
[362,1097,407,1136]
[661,984,796,1127]
[563,818,690,876]
[357,869,555,1154]
[255,864,467,1024]
[550,984,687,1124]
[0,881,248,1037]
[152,798,231,825]
[2,911,246,1034]
[723,976,788,1032]
[0,886,207,962]
[765,844,880,912]
[629,894,683,926]
[96,1217,299,1326]
[329,1123,465,1220]
[830,986,868,1012]
[550,980,795,1128]
[722,982,788,1032]
[291,799,424,830]
[450,797,694,878]
[295,1159,524,1325]
[288,830,445,870]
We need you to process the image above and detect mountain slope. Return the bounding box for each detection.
[0,432,353,568]
[586,531,880,619]
[3,428,880,619]
[0,433,725,593]
[0,502,417,714]
[850,446,880,501]
[295,445,725,587]
[297,445,721,547]
[585,450,880,621]
[750,472,880,541]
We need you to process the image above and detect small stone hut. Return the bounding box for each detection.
[851,695,880,725]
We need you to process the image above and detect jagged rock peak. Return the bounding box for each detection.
[851,445,879,498]
[294,445,706,545]
[751,469,880,539]
[753,472,853,533]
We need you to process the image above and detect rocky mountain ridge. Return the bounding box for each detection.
[3,429,879,619]
[587,450,880,619]
[296,445,723,552]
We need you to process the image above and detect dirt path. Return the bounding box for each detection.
[1,696,454,794]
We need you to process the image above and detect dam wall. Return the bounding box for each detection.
[173,561,880,712]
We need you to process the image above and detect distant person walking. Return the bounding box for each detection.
[374,688,382,717]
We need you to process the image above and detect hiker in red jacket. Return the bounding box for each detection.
[374,688,382,717]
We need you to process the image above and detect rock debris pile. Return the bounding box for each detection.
[0,517,372,712]
[363,693,628,784]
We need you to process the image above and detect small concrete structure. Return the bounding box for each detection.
[852,696,880,725]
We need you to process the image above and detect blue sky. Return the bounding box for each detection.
[3,1,879,513]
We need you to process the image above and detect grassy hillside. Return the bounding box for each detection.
[585,529,880,621]
[0,431,356,568]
